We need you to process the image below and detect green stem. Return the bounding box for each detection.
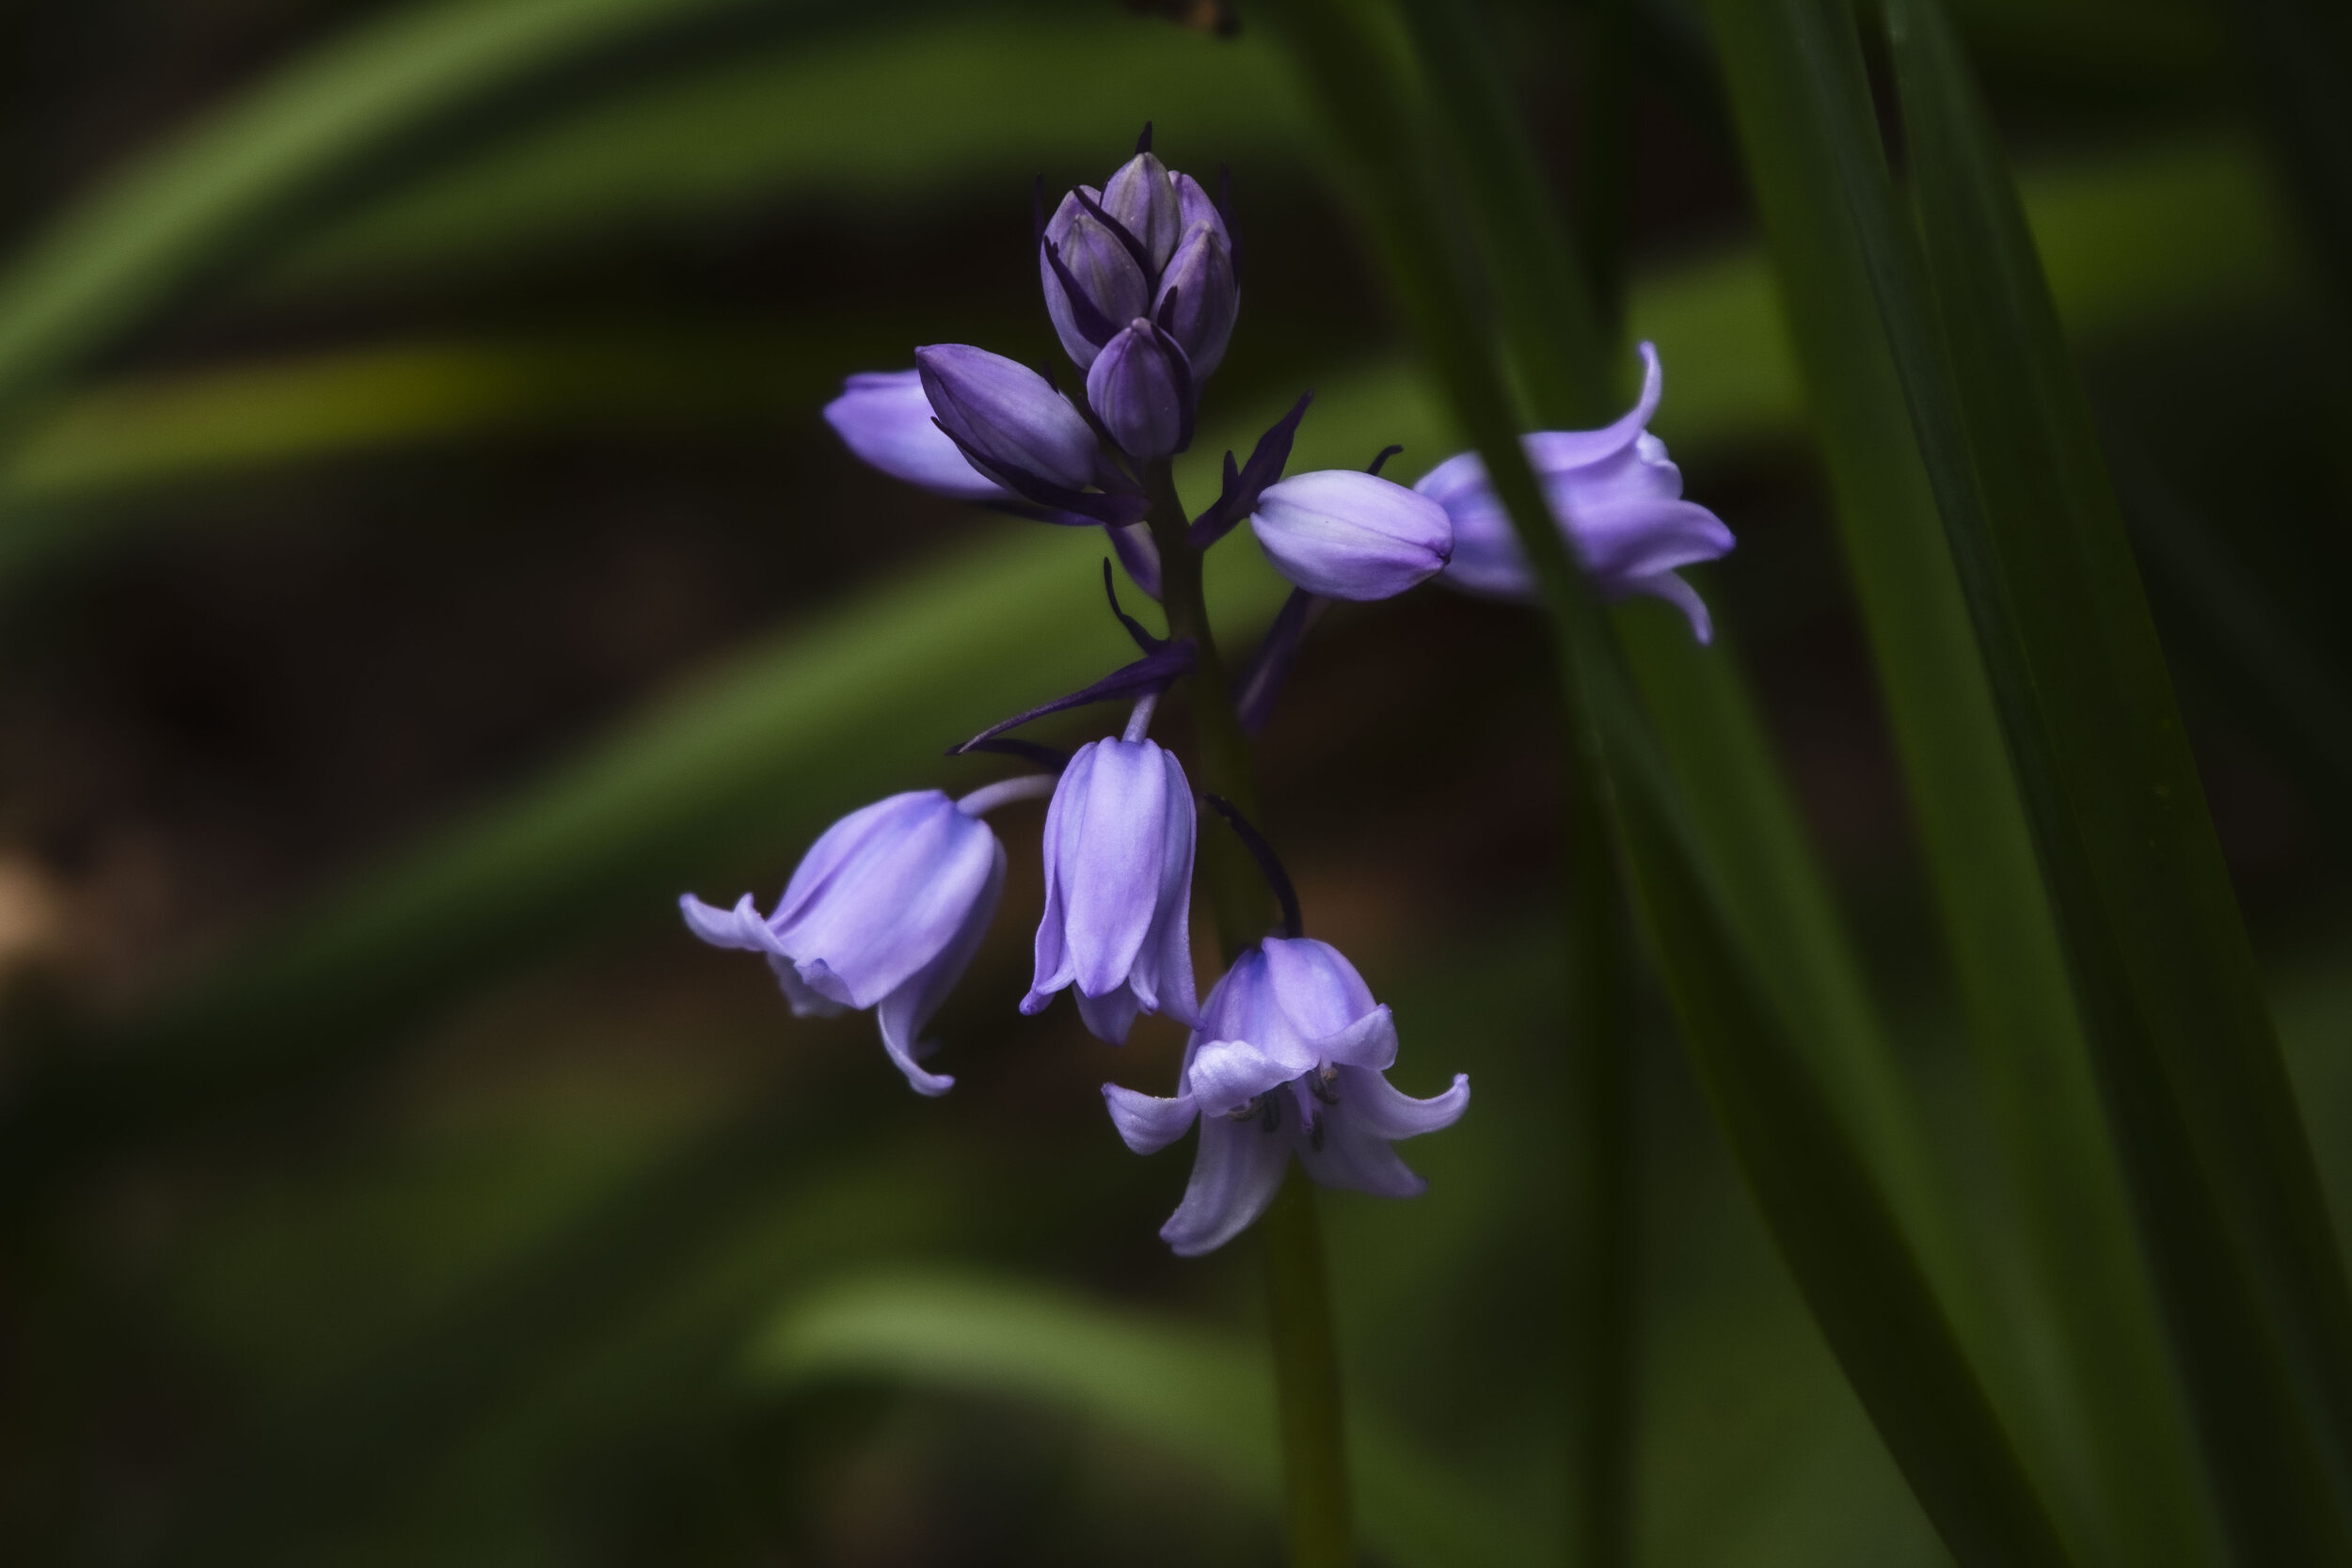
[1142,461,1353,1567]
[1565,757,1638,1568]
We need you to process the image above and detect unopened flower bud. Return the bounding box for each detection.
[1086,320,1192,462]
[1040,190,1151,370]
[823,369,1012,502]
[1171,170,1229,251]
[1249,469,1454,600]
[1153,222,1238,379]
[916,343,1103,494]
[1102,151,1184,272]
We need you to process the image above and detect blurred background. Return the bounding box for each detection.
[0,0,2344,1563]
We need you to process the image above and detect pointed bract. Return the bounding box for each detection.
[1249,468,1454,600]
[679,790,1004,1095]
[1102,937,1468,1255]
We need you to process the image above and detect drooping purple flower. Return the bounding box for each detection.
[680,789,1009,1096]
[1104,937,1470,1256]
[1025,736,1198,1044]
[1154,221,1237,378]
[1249,468,1454,600]
[1087,320,1192,463]
[1040,190,1152,371]
[1412,341,1735,641]
[916,344,1104,496]
[822,369,1013,503]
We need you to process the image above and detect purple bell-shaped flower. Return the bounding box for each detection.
[1413,341,1735,641]
[1024,736,1199,1044]
[1249,468,1454,601]
[680,788,1010,1096]
[1104,937,1470,1256]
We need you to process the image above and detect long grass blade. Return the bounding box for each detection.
[1252,2,2072,1561]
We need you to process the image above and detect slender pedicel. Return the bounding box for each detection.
[1123,691,1161,744]
[955,773,1060,816]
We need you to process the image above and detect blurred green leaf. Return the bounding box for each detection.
[0,0,853,411]
[748,1271,1542,1568]
[1249,2,2072,1563]
[270,12,1308,291]
[1883,0,2352,1554]
[1698,1,2217,1561]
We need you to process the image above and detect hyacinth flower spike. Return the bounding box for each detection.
[1412,341,1735,641]
[679,776,1054,1096]
[1104,806,1468,1256]
[1024,694,1200,1044]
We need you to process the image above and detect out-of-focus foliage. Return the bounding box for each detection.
[1,0,2345,1564]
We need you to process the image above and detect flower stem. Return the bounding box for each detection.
[1565,754,1638,1568]
[1142,460,1356,1568]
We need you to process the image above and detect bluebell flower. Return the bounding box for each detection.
[1412,341,1735,641]
[681,782,1050,1095]
[1040,189,1151,372]
[1024,733,1199,1044]
[1249,468,1454,601]
[917,344,1106,496]
[1104,937,1470,1256]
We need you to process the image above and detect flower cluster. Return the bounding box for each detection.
[686,131,1731,1254]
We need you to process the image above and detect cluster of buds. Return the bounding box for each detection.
[691,131,1732,1255]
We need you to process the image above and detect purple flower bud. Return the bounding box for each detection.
[1103,937,1470,1256]
[916,344,1104,495]
[1153,221,1238,379]
[1248,469,1454,601]
[1085,320,1192,462]
[823,370,1013,503]
[1171,171,1229,251]
[1102,151,1184,273]
[1413,341,1736,641]
[679,790,1005,1097]
[1040,189,1152,371]
[1024,737,1198,1043]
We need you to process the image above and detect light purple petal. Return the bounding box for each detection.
[1260,937,1380,1040]
[773,791,999,1010]
[823,370,1011,503]
[1104,1083,1200,1154]
[872,839,1008,1097]
[1619,570,1715,643]
[1185,1037,1307,1118]
[1334,1067,1470,1139]
[766,955,849,1020]
[1250,469,1453,602]
[1076,984,1143,1045]
[1125,745,1199,1024]
[1161,1112,1294,1257]
[1521,340,1662,474]
[1059,739,1177,1001]
[1566,498,1736,582]
[678,892,784,955]
[1305,1004,1397,1073]
[1298,1107,1426,1198]
[916,344,1103,493]
[1195,947,1316,1075]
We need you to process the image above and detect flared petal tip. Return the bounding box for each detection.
[1104,1083,1198,1154]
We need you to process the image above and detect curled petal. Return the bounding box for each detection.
[872,840,1008,1097]
[1161,1112,1293,1258]
[1306,1004,1398,1073]
[678,891,785,956]
[1619,571,1715,643]
[823,370,1010,502]
[1522,340,1663,474]
[1332,1067,1470,1140]
[1104,1083,1200,1154]
[1250,469,1452,601]
[1186,1037,1307,1118]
